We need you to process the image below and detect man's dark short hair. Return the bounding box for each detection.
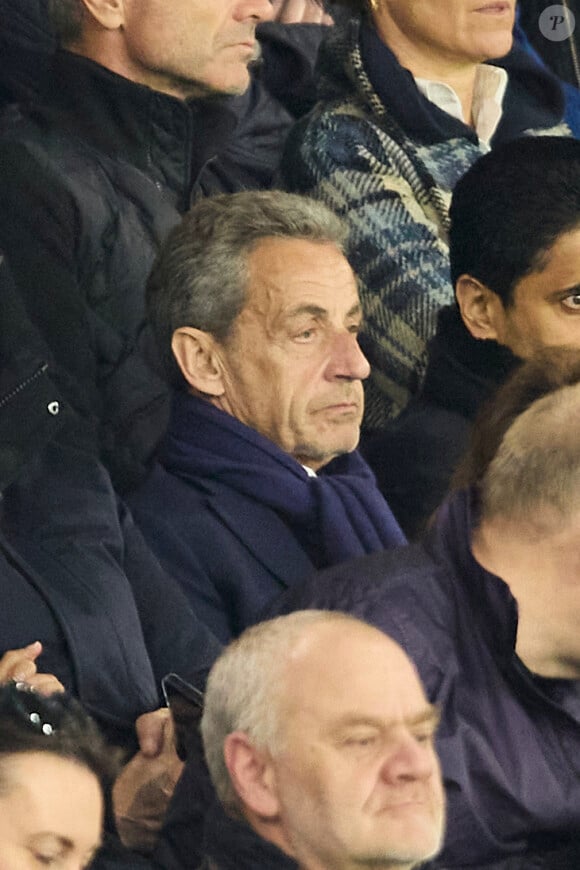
[449,137,580,306]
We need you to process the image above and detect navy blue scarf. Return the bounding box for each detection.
[161,393,405,568]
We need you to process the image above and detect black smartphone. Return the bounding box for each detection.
[161,672,205,762]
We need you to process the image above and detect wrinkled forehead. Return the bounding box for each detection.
[243,237,360,317]
[278,622,427,728]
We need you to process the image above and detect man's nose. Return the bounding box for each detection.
[379,732,437,784]
[326,332,371,381]
[235,0,276,22]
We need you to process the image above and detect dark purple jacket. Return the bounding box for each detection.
[275,488,580,868]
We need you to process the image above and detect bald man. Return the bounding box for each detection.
[200,610,445,870]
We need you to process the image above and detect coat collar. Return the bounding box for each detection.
[34,50,238,204]
[316,18,566,146]
[427,487,519,667]
[430,487,580,719]
[420,305,521,420]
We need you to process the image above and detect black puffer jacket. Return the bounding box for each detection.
[0,253,223,867]
[0,26,324,491]
[0,49,240,490]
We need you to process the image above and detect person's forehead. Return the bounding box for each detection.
[245,237,359,313]
[514,227,580,301]
[281,624,427,722]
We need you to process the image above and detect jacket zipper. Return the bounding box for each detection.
[563,0,580,88]
[0,363,49,411]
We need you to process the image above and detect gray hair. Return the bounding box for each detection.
[201,610,368,814]
[481,380,580,530]
[146,190,349,389]
[47,0,85,43]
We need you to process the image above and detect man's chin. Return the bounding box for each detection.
[182,66,253,102]
[184,81,248,102]
[294,438,361,471]
[351,833,443,869]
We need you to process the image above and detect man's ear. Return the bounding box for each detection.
[171,327,226,397]
[80,0,126,30]
[223,732,281,820]
[455,274,502,341]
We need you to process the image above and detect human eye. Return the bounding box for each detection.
[412,723,437,746]
[30,839,66,867]
[293,323,319,343]
[33,854,60,867]
[343,731,379,749]
[561,293,580,311]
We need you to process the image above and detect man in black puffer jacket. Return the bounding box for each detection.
[0,0,329,492]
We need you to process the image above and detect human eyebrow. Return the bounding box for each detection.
[29,833,73,861]
[407,705,441,730]
[285,304,328,321]
[329,715,383,736]
[333,704,441,735]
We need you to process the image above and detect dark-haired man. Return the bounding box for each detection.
[364,136,580,537]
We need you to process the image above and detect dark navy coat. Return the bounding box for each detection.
[0,256,221,745]
[129,463,316,645]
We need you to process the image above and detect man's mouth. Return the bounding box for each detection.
[474,2,512,12]
[317,402,360,418]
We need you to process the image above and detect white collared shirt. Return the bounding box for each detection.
[415,64,508,148]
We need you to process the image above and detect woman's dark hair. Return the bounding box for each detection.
[0,683,120,794]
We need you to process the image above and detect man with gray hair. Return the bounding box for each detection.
[199,610,445,870]
[129,190,405,642]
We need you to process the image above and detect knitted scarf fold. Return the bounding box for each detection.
[161,394,405,567]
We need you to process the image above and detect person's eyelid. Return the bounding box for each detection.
[561,293,580,310]
[293,327,318,342]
